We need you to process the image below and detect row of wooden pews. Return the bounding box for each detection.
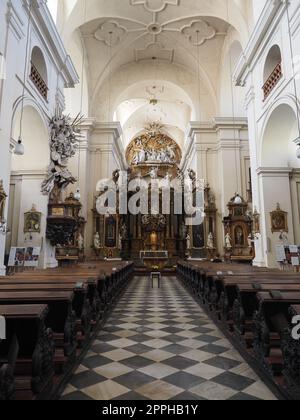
[0,261,134,400]
[177,261,300,400]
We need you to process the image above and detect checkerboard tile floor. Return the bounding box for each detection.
[61,277,277,401]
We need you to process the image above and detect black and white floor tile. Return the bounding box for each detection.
[61,277,277,401]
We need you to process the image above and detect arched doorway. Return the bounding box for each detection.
[7,105,56,269]
[259,103,300,267]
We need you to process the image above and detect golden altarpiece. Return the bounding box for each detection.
[92,125,218,266]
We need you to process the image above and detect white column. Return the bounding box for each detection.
[85,122,126,256]
[215,118,248,214]
[245,85,265,266]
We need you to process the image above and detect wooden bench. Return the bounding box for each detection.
[216,276,300,324]
[0,334,19,401]
[233,283,300,348]
[0,261,134,400]
[0,281,92,347]
[0,305,53,400]
[281,305,300,400]
[253,291,300,377]
[0,291,77,364]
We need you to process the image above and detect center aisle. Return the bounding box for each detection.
[61,277,277,401]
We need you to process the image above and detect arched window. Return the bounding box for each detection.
[262,45,282,101]
[30,47,48,100]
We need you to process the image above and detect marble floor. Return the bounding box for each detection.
[61,277,277,401]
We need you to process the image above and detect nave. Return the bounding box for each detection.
[61,277,276,401]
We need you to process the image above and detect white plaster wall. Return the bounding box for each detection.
[0,0,77,274]
[235,0,300,267]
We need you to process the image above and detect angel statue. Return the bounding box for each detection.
[42,112,83,196]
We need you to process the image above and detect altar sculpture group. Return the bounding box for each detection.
[132,141,177,165]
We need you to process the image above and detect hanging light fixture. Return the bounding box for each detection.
[286,5,300,158]
[15,0,33,156]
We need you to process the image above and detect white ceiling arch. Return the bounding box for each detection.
[114,79,195,120]
[60,0,250,46]
[113,79,193,147]
[55,0,251,139]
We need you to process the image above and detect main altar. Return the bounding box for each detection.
[92,123,218,268]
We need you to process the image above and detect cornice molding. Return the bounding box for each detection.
[257,166,293,176]
[6,1,25,41]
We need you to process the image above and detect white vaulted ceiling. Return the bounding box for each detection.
[53,0,251,146]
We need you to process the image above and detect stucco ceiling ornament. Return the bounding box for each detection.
[41,112,83,196]
[181,20,216,46]
[130,0,179,13]
[95,21,127,46]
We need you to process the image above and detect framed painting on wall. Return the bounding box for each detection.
[270,203,288,233]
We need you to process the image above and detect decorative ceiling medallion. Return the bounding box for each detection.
[135,42,174,62]
[181,20,216,46]
[147,23,162,35]
[130,0,179,13]
[95,21,127,46]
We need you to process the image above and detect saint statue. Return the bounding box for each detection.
[77,233,84,251]
[149,168,158,179]
[186,233,191,250]
[225,233,232,249]
[94,232,101,250]
[207,233,214,249]
[279,230,289,245]
[248,234,253,249]
[164,172,171,184]
[118,234,122,250]
[120,223,128,240]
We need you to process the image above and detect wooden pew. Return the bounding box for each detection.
[5,261,134,317]
[0,281,92,345]
[177,260,300,399]
[0,291,76,364]
[233,283,300,347]
[253,292,300,377]
[0,334,19,401]
[281,305,300,400]
[0,305,53,400]
[215,275,300,324]
[0,262,134,400]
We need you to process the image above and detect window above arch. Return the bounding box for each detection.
[262,45,283,101]
[30,47,49,100]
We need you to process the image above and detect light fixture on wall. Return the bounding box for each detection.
[286,4,300,158]
[15,0,33,156]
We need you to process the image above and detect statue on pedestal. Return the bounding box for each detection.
[225,233,232,249]
[186,233,191,250]
[94,232,101,250]
[77,233,84,251]
[118,234,122,250]
[207,233,214,249]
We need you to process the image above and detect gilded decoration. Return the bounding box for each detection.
[126,129,182,167]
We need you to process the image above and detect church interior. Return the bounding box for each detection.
[1,0,300,401]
